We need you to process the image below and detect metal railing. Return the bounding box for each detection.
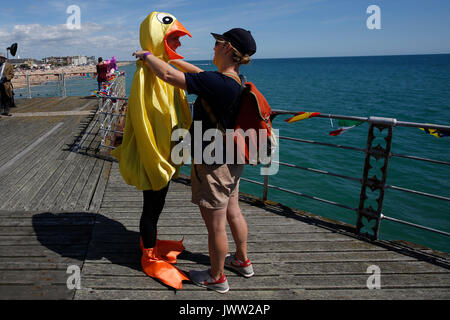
[241,111,450,241]
[72,72,127,158]
[90,102,449,241]
[13,72,97,98]
[68,82,450,242]
[16,70,448,245]
[10,67,449,246]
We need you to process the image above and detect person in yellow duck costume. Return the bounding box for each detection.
[111,12,192,290]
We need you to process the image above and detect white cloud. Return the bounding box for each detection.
[0,22,139,60]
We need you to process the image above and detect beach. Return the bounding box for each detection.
[11,61,132,89]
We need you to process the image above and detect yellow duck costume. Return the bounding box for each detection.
[111,12,192,290]
[111,12,192,191]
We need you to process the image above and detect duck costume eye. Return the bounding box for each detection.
[157,13,174,24]
[139,11,192,61]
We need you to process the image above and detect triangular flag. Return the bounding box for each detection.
[329,120,364,136]
[419,127,450,138]
[285,112,321,123]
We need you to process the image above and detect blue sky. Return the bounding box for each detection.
[1,0,449,61]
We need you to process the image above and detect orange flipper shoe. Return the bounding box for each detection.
[141,246,189,290]
[155,238,185,264]
[140,237,185,264]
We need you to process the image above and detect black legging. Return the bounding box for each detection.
[140,182,170,248]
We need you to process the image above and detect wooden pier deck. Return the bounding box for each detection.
[0,97,449,300]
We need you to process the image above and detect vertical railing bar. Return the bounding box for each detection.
[26,74,31,99]
[263,162,270,201]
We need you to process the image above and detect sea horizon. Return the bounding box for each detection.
[112,52,450,63]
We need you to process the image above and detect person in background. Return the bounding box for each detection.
[96,57,108,91]
[133,27,257,294]
[0,53,15,116]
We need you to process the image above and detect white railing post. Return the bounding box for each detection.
[61,73,66,98]
[26,74,31,99]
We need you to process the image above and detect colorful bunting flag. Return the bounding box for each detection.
[329,120,364,136]
[419,127,450,138]
[285,111,321,123]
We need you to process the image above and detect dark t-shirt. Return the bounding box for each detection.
[185,71,241,129]
[96,63,108,82]
[185,71,241,163]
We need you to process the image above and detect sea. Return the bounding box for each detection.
[17,54,450,254]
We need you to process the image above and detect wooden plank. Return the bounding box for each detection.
[76,159,104,211]
[63,157,98,211]
[8,160,64,211]
[0,256,84,266]
[97,204,280,213]
[0,284,75,300]
[52,155,90,210]
[0,119,50,161]
[0,120,59,181]
[4,120,78,209]
[0,225,93,236]
[88,225,338,235]
[75,287,450,300]
[80,260,450,277]
[36,153,86,211]
[74,288,297,300]
[0,259,82,270]
[84,232,358,244]
[0,131,71,209]
[91,215,326,227]
[0,117,70,178]
[84,240,386,254]
[88,161,112,212]
[25,160,71,211]
[0,270,74,285]
[83,251,420,265]
[0,214,95,227]
[77,273,450,291]
[14,97,61,113]
[0,244,90,258]
[291,288,450,300]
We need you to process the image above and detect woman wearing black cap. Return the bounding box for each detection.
[133,27,257,293]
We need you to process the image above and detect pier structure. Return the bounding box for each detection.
[0,80,449,299]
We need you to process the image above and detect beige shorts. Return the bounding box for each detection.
[191,163,244,209]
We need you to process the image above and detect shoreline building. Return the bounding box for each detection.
[42,55,96,66]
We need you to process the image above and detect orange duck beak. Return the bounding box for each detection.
[164,20,192,60]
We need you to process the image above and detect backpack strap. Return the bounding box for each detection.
[201,98,226,133]
[223,72,242,85]
[200,73,246,134]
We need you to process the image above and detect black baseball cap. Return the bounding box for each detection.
[211,28,256,56]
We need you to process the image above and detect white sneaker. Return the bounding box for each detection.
[224,253,254,278]
[189,269,230,293]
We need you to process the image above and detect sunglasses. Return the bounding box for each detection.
[215,40,228,47]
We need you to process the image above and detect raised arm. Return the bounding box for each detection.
[133,51,188,90]
[169,60,203,73]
